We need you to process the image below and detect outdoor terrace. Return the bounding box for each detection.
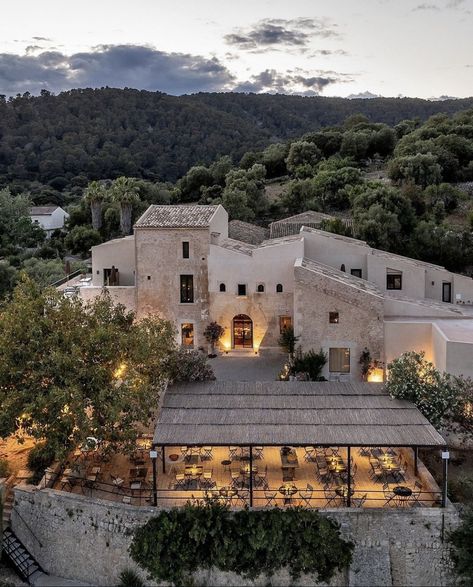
[48,381,447,510]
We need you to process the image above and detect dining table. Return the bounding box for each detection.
[279,483,298,505]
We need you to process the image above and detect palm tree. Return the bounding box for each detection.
[111,177,140,235]
[84,181,108,231]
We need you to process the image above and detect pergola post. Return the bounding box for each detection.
[162,446,166,474]
[441,447,449,508]
[249,446,253,508]
[347,446,351,508]
[414,447,418,476]
[150,446,158,507]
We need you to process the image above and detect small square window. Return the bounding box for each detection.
[329,312,339,324]
[182,241,189,259]
[276,283,283,293]
[387,273,402,290]
[219,283,226,292]
[351,269,362,278]
[279,316,292,333]
[257,284,265,293]
[237,284,247,296]
[147,275,151,280]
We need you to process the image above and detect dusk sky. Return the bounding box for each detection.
[0,0,472,98]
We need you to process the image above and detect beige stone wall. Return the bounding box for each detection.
[12,486,459,587]
[79,285,137,312]
[384,322,434,365]
[134,227,211,348]
[294,265,384,380]
[91,236,135,287]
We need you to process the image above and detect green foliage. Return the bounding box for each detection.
[448,477,473,503]
[0,277,176,457]
[221,164,267,221]
[286,140,322,177]
[278,326,299,356]
[27,442,55,482]
[386,351,473,428]
[130,502,353,585]
[118,568,145,587]
[358,348,372,380]
[0,458,10,478]
[0,188,45,255]
[64,225,102,257]
[293,347,327,381]
[449,507,473,585]
[165,348,215,383]
[388,153,442,188]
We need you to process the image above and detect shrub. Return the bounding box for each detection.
[118,568,145,587]
[449,507,473,585]
[27,442,56,483]
[203,321,225,356]
[293,347,327,381]
[278,326,299,356]
[166,348,215,382]
[130,502,353,585]
[0,458,10,478]
[448,477,473,503]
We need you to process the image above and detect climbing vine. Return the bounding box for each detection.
[130,502,354,585]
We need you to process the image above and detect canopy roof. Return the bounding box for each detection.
[153,381,445,448]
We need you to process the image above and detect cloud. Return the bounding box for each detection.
[0,45,236,97]
[32,36,53,42]
[224,18,338,53]
[234,67,351,95]
[412,3,439,10]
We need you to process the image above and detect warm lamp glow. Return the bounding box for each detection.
[367,368,384,383]
[113,363,127,379]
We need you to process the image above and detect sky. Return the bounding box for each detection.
[0,0,472,99]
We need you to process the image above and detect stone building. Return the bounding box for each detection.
[73,204,473,380]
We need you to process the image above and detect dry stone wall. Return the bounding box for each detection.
[11,486,459,586]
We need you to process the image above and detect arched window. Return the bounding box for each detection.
[257,284,265,293]
[276,283,283,293]
[219,283,226,292]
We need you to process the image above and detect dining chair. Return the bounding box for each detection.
[229,446,239,460]
[324,488,339,507]
[237,489,250,506]
[202,446,213,460]
[304,446,316,462]
[299,483,314,507]
[264,490,277,507]
[382,484,395,507]
[352,493,367,507]
[175,473,186,489]
[254,446,264,460]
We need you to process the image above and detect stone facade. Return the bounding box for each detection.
[11,486,459,586]
[73,204,473,379]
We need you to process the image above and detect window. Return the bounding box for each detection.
[237,284,247,296]
[257,284,265,293]
[181,323,194,347]
[219,283,226,292]
[279,316,292,333]
[329,348,350,373]
[182,241,190,259]
[351,269,362,278]
[180,275,194,303]
[276,283,283,293]
[386,272,402,290]
[329,312,339,324]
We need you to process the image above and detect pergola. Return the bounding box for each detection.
[152,381,448,508]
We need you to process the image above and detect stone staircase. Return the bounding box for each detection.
[2,526,43,582]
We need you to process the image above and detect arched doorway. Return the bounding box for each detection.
[232,314,253,349]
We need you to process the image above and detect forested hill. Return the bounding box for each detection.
[1,88,473,195]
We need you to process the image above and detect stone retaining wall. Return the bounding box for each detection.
[11,486,459,586]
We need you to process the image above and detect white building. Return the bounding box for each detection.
[29,206,69,237]
[71,204,473,380]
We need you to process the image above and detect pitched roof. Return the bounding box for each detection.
[30,206,59,215]
[228,220,268,245]
[153,381,446,447]
[134,205,220,229]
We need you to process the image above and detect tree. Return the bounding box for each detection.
[203,321,225,357]
[222,164,267,220]
[0,188,45,254]
[65,225,102,257]
[0,278,176,457]
[286,141,322,176]
[0,261,18,299]
[83,180,108,230]
[386,351,460,427]
[388,153,442,188]
[20,258,86,288]
[111,176,141,235]
[278,326,299,358]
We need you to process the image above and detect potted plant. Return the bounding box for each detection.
[204,321,225,358]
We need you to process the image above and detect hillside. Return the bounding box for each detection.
[1,89,473,200]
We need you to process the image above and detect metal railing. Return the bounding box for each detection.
[44,467,442,509]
